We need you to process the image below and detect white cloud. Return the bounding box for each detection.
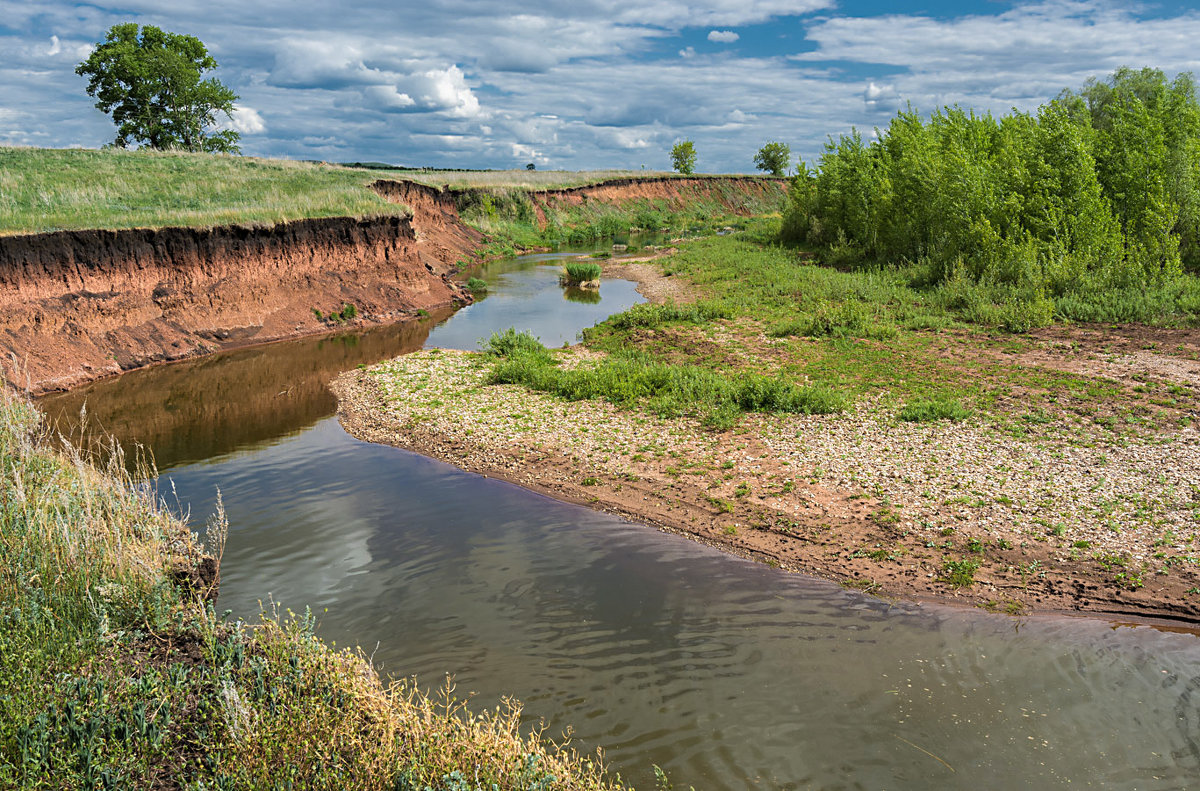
[409,65,481,118]
[6,0,1200,171]
[226,106,267,134]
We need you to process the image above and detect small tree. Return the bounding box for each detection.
[670,140,696,175]
[76,23,240,152]
[754,141,791,176]
[525,162,536,171]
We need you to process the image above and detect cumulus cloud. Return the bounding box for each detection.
[5,0,1200,170]
[225,106,266,134]
[795,1,1200,112]
[863,81,899,112]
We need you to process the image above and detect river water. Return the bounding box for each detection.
[40,249,1200,790]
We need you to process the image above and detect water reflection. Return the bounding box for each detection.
[163,418,1200,790]
[39,251,644,470]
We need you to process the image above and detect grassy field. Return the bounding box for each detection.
[0,146,675,235]
[479,218,1199,437]
[0,390,625,789]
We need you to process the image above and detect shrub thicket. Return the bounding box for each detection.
[782,68,1200,328]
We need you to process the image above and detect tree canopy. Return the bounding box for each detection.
[670,140,696,175]
[754,142,791,176]
[76,23,240,153]
[782,68,1200,306]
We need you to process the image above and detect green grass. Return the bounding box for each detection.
[0,146,687,236]
[486,331,846,430]
[564,261,603,283]
[0,390,626,789]
[565,218,1179,428]
[898,398,972,423]
[0,147,415,234]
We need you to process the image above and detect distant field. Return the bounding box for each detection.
[0,147,673,235]
[395,168,674,190]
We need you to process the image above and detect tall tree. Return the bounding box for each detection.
[670,140,696,175]
[754,142,791,176]
[76,23,240,153]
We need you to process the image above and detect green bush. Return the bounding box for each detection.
[466,277,488,292]
[484,328,551,360]
[782,68,1200,329]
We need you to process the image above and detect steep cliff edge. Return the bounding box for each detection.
[2,176,782,395]
[1,180,481,394]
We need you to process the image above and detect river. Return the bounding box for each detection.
[40,246,1200,790]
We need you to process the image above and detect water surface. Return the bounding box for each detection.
[40,250,1200,790]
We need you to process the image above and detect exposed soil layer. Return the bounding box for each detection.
[526,176,786,228]
[1,179,481,395]
[4,177,782,395]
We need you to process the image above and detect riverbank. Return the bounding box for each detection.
[1,149,782,395]
[334,231,1200,625]
[0,388,627,789]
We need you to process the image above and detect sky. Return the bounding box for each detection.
[3,0,1200,172]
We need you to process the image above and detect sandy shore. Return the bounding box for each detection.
[332,260,1200,626]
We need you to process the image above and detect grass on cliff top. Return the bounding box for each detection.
[0,390,625,790]
[0,146,682,236]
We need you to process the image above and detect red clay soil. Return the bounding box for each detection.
[526,176,786,227]
[0,180,482,395]
[1,176,782,395]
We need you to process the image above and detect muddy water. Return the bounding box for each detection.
[40,251,1200,790]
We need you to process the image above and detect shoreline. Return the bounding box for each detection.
[332,255,1200,628]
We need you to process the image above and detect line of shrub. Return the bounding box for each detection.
[782,67,1200,330]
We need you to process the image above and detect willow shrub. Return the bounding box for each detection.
[783,68,1200,328]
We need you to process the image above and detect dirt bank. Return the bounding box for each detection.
[0,179,481,395]
[526,176,786,228]
[3,176,782,395]
[332,257,1200,628]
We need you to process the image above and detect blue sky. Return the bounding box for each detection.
[3,1,1200,172]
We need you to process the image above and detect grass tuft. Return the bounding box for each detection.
[898,398,972,423]
[564,261,603,284]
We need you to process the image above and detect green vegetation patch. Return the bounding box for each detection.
[898,398,972,423]
[564,261,603,284]
[0,146,680,236]
[781,67,1200,329]
[486,330,846,430]
[0,147,415,234]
